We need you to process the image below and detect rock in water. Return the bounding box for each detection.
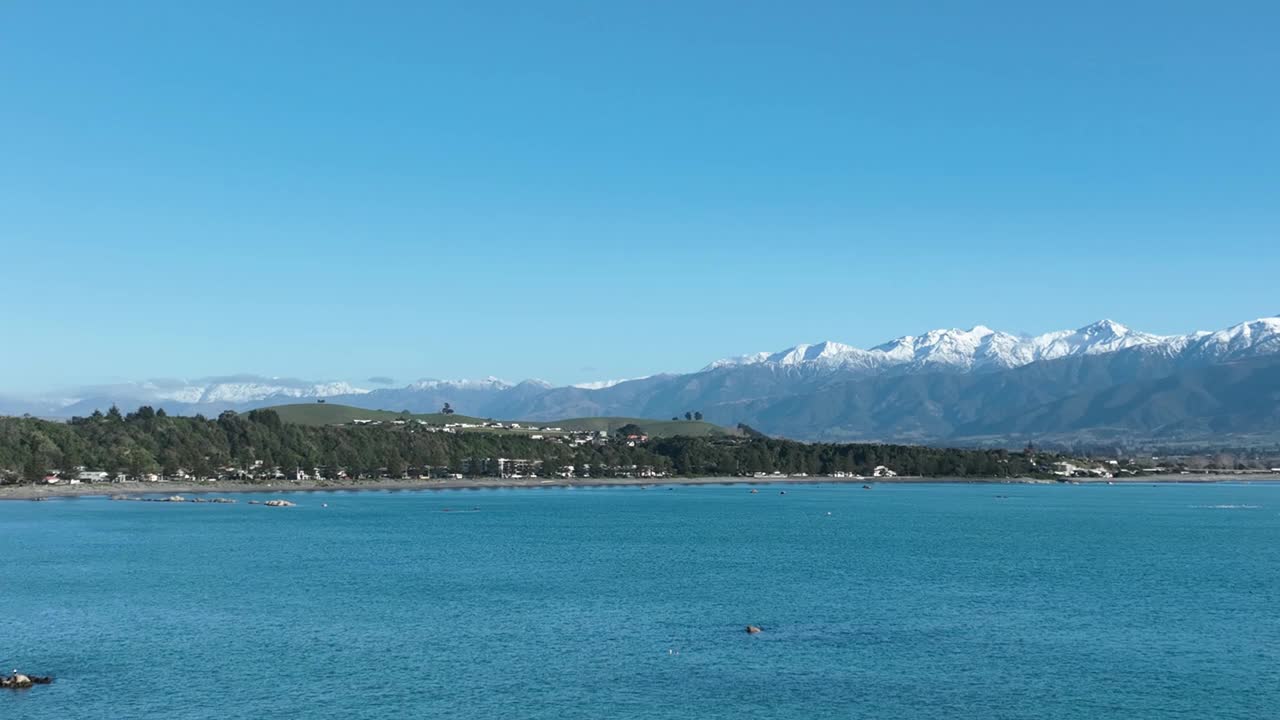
[745,625,762,634]
[2,672,50,689]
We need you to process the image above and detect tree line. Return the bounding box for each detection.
[0,406,1060,483]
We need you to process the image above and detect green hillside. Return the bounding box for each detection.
[263,403,735,438]
[548,417,735,438]
[268,403,489,426]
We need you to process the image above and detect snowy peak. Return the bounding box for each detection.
[873,325,1013,369]
[571,376,654,390]
[703,317,1280,375]
[776,341,863,366]
[407,377,512,392]
[48,376,371,411]
[1028,320,1168,361]
[1186,316,1280,360]
[1077,319,1130,338]
[704,352,775,371]
[201,380,367,403]
[703,342,869,371]
[150,377,368,404]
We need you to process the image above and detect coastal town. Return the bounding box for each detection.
[20,442,1274,489]
[5,404,1279,493]
[350,418,635,446]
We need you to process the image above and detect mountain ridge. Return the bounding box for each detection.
[5,314,1279,447]
[705,318,1219,375]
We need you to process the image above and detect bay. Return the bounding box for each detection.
[3,482,1279,719]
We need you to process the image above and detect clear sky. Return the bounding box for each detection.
[3,1,1277,392]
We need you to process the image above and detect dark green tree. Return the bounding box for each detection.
[386,452,406,478]
[22,455,45,484]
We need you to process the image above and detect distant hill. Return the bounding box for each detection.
[253,350,1280,446]
[267,404,489,427]
[954,354,1280,444]
[263,403,737,438]
[545,417,735,438]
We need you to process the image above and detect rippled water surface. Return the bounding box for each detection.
[4,482,1280,719]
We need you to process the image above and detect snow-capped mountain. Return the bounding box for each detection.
[704,318,1233,375]
[406,377,513,392]
[20,376,376,420]
[161,380,368,405]
[9,315,1280,445]
[57,377,369,409]
[1182,316,1280,362]
[572,376,653,390]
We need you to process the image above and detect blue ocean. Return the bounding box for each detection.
[4,482,1279,719]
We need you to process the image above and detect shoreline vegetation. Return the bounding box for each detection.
[5,406,1275,499]
[2,473,1275,501]
[1,406,1078,485]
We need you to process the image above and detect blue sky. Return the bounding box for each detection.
[2,1,1277,392]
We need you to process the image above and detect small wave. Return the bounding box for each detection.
[1190,504,1261,509]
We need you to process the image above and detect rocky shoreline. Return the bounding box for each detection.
[110,494,240,504]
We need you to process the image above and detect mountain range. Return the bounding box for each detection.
[6,316,1279,448]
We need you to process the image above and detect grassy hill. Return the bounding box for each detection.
[548,416,735,438]
[268,403,489,426]
[264,403,736,438]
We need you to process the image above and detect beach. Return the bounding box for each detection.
[6,480,1280,719]
[2,472,1271,500]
